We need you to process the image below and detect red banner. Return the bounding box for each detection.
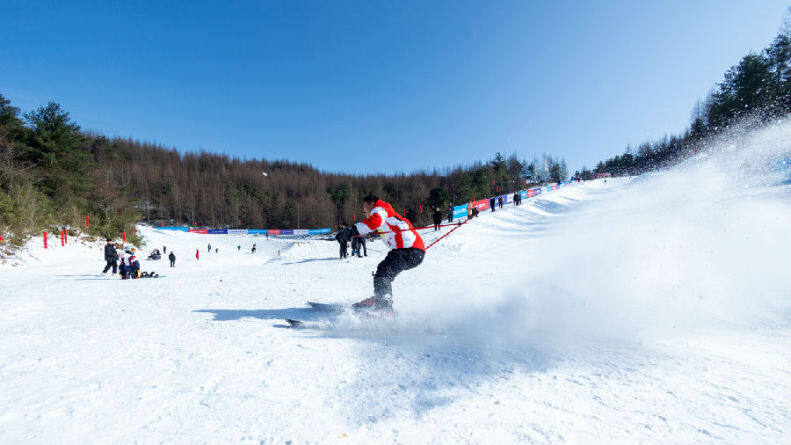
[268,229,281,235]
[526,190,535,198]
[188,229,209,234]
[471,199,490,211]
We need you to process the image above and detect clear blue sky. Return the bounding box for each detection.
[1,1,788,174]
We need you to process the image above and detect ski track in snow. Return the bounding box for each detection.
[2,124,791,443]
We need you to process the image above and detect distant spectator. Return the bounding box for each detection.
[432,207,442,231]
[169,251,176,267]
[489,197,496,212]
[498,196,503,209]
[102,238,118,275]
[447,203,454,223]
[163,246,167,254]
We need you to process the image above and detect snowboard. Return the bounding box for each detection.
[307,301,348,312]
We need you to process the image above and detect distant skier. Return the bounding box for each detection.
[335,195,425,312]
[207,243,211,253]
[237,245,241,251]
[169,251,176,267]
[215,248,218,253]
[251,243,256,254]
[196,249,200,260]
[163,245,167,254]
[102,238,118,275]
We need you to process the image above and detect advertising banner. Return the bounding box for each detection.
[279,229,294,235]
[268,229,281,235]
[293,229,309,236]
[247,229,267,235]
[498,194,511,204]
[452,204,468,219]
[227,229,247,235]
[208,229,227,234]
[159,226,189,231]
[532,188,542,196]
[471,199,490,212]
[308,228,331,234]
[188,229,208,234]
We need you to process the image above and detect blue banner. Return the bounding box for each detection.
[308,228,331,234]
[452,204,468,219]
[207,229,227,234]
[158,226,189,231]
[532,188,542,195]
[279,229,294,235]
[247,229,267,234]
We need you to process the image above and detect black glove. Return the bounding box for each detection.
[335,225,359,243]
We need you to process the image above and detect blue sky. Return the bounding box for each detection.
[1,1,788,174]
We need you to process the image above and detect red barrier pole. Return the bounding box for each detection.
[64,229,67,244]
[61,230,64,246]
[123,232,126,245]
[86,215,89,228]
[44,232,47,249]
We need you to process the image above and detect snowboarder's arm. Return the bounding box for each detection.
[355,207,387,236]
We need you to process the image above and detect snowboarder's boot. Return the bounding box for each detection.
[352,294,393,316]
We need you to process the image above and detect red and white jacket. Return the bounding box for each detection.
[355,200,425,251]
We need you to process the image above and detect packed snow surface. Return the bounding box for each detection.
[1,122,791,443]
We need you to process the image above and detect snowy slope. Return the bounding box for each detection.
[1,123,790,444]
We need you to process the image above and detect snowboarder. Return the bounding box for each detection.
[102,238,118,275]
[335,195,425,312]
[169,251,176,267]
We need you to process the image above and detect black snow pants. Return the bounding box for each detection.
[340,241,348,258]
[103,259,117,274]
[373,248,425,298]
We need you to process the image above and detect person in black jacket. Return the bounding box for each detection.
[432,207,442,231]
[168,251,176,267]
[102,239,118,274]
[489,197,496,212]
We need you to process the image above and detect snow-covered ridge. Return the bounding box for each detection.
[0,122,789,443]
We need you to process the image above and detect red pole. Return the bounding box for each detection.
[64,229,67,244]
[86,215,89,228]
[61,230,64,246]
[44,232,47,249]
[123,232,126,245]
[419,205,422,214]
